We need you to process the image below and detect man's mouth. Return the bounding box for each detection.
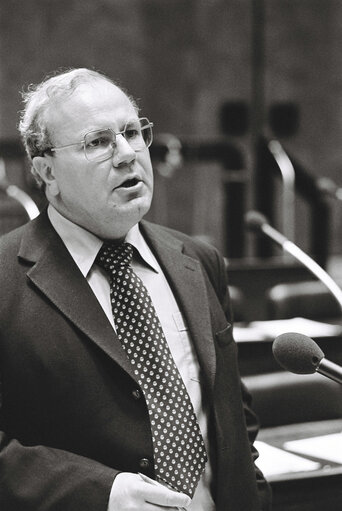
[116,177,141,189]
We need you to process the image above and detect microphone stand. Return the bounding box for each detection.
[5,184,40,220]
[268,139,296,244]
[260,221,342,313]
[0,157,39,220]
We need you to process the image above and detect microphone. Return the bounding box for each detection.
[316,177,342,201]
[153,133,182,178]
[245,210,288,246]
[244,210,342,313]
[273,332,342,385]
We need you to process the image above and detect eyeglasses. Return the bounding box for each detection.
[49,117,153,162]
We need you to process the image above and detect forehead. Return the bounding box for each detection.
[46,80,138,140]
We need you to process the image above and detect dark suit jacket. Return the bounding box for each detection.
[0,211,271,511]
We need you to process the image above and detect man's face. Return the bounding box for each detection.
[37,80,154,239]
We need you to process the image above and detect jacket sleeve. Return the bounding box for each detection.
[214,247,272,510]
[240,380,273,511]
[0,378,117,511]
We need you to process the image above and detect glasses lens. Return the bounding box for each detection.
[84,129,114,162]
[124,118,153,150]
[140,118,153,148]
[84,119,153,161]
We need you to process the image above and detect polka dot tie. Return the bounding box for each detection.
[96,241,207,497]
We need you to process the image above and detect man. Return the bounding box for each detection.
[0,68,271,510]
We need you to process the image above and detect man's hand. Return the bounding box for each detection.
[108,472,192,510]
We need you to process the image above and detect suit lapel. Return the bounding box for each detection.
[19,214,216,388]
[141,222,216,390]
[19,212,137,381]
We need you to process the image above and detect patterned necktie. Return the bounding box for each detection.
[96,241,207,497]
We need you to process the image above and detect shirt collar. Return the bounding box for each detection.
[125,223,159,273]
[47,205,159,277]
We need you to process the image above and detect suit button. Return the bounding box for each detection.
[139,458,150,470]
[132,389,141,400]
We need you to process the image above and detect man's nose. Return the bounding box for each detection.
[112,134,136,167]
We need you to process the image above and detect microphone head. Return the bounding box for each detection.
[244,210,269,231]
[316,177,339,197]
[272,332,324,374]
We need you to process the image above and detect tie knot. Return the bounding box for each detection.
[96,241,133,274]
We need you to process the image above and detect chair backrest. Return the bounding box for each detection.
[243,371,342,428]
[266,280,342,320]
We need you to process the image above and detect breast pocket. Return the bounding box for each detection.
[173,311,201,383]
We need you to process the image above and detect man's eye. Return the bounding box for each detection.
[86,136,110,148]
[125,128,140,139]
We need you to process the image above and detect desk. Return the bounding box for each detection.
[235,319,342,509]
[258,420,342,511]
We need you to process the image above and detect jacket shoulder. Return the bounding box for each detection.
[141,220,228,295]
[0,223,27,262]
[142,220,221,261]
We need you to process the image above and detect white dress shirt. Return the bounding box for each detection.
[47,205,215,511]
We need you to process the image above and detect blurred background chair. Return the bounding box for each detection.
[243,371,342,429]
[266,280,342,320]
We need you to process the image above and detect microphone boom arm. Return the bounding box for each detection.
[317,358,342,384]
[260,222,342,313]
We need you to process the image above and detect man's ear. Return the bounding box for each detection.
[32,156,59,196]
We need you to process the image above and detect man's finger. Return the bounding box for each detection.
[142,482,191,508]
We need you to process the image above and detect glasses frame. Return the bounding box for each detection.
[48,117,154,162]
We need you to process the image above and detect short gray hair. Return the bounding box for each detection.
[18,68,138,187]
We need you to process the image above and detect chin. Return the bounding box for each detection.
[101,199,151,238]
[125,194,152,219]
